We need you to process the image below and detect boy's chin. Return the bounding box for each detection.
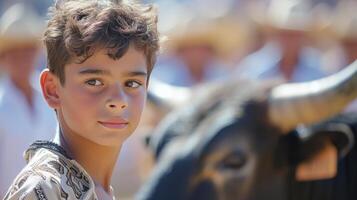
[90,134,131,148]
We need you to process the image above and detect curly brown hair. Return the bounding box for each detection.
[44,0,160,85]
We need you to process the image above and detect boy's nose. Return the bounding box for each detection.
[106,85,128,111]
[106,98,128,112]
[107,103,127,109]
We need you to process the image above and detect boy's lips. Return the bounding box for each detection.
[98,118,129,129]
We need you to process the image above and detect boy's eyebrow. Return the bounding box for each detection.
[126,71,147,77]
[78,68,110,75]
[78,68,147,77]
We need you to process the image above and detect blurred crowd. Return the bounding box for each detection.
[0,0,356,199]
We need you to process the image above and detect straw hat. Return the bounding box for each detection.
[0,3,44,53]
[249,0,316,33]
[329,0,357,42]
[169,19,245,56]
[157,1,247,57]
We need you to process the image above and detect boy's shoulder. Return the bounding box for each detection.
[4,141,97,200]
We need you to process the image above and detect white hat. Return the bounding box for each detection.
[330,0,357,41]
[250,0,314,32]
[0,3,45,53]
[157,1,245,57]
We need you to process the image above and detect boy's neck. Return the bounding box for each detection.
[55,128,122,193]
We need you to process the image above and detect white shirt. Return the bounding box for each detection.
[4,141,116,200]
[0,75,57,197]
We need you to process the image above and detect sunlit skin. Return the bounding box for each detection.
[265,29,307,81]
[40,46,148,197]
[176,44,215,84]
[342,39,357,64]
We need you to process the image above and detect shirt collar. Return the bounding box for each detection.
[24,140,72,162]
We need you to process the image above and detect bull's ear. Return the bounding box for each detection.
[296,140,337,181]
[295,123,354,181]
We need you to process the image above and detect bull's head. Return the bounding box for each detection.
[139,61,357,200]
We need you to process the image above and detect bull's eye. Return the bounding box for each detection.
[220,150,246,170]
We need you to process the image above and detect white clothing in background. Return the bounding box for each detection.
[0,76,57,197]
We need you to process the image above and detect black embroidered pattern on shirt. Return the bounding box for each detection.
[6,168,46,197]
[6,141,92,200]
[38,157,90,199]
[48,160,65,175]
[58,158,91,199]
[34,183,48,200]
[37,162,62,178]
[27,140,72,159]
[4,171,30,198]
[50,177,69,200]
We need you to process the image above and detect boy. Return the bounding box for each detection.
[4,0,159,199]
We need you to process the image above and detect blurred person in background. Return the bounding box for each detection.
[0,3,57,197]
[151,21,231,87]
[236,0,328,83]
[322,0,357,73]
[150,0,244,87]
[0,0,53,17]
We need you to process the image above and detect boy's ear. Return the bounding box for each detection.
[40,69,61,109]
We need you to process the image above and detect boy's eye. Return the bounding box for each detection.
[86,79,103,86]
[125,80,142,88]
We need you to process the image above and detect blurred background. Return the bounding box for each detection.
[0,0,356,199]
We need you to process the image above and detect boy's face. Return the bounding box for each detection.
[47,47,148,147]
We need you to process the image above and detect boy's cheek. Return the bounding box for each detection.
[130,97,146,119]
[66,87,102,105]
[136,95,147,111]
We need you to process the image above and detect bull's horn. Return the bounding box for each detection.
[147,78,192,112]
[269,60,357,132]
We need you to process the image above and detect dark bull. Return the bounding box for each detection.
[138,61,357,200]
